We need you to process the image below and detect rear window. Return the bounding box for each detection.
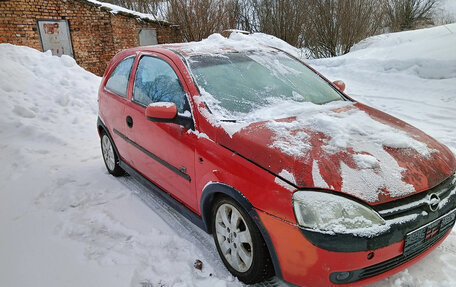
[105,56,135,98]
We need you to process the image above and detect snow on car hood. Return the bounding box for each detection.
[216,101,456,205]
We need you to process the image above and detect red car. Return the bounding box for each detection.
[97,40,456,286]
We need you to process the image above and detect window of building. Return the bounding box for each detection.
[139,29,158,46]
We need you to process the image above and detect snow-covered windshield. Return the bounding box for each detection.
[188,50,344,120]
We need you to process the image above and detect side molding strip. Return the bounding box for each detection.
[113,128,191,182]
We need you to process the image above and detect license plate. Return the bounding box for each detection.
[404,209,456,256]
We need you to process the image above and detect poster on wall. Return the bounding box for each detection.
[37,19,74,57]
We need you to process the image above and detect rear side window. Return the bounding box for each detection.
[105,57,135,98]
[133,56,189,113]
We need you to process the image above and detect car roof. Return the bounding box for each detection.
[121,38,278,58]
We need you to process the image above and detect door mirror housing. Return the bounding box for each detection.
[333,80,346,92]
[145,102,193,129]
[146,102,178,120]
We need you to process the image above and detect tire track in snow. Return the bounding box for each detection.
[118,175,290,287]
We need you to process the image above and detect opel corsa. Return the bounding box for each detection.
[97,36,456,286]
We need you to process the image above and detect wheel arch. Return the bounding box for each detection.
[200,182,283,279]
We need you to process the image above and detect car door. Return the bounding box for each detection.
[99,55,135,166]
[123,53,198,211]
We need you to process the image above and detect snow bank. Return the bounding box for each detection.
[312,23,456,81]
[350,24,456,61]
[343,24,456,80]
[0,44,99,146]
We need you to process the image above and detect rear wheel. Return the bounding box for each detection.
[100,131,124,176]
[212,197,274,284]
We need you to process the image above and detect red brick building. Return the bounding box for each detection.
[0,0,181,75]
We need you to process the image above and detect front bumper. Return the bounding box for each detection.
[257,207,455,287]
[329,208,456,284]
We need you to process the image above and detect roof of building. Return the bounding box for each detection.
[83,0,169,24]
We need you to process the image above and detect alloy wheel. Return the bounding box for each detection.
[102,134,115,171]
[215,203,254,272]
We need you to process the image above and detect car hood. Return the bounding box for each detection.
[216,102,456,205]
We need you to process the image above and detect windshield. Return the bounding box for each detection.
[188,50,345,120]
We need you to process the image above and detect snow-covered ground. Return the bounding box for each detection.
[1,23,455,286]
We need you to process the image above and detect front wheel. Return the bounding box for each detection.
[100,131,124,177]
[212,197,274,284]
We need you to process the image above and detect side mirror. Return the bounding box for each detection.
[145,102,177,120]
[145,102,193,129]
[333,80,346,92]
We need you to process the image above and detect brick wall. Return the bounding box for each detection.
[0,0,181,75]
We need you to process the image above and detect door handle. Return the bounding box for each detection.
[126,116,133,128]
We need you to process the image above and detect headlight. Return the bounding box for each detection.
[293,191,387,235]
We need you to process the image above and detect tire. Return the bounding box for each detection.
[212,196,274,284]
[100,131,124,177]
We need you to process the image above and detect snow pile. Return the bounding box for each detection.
[166,32,301,58]
[344,24,456,80]
[350,24,456,61]
[0,44,232,287]
[85,0,163,22]
[232,32,303,58]
[353,154,380,169]
[0,44,99,146]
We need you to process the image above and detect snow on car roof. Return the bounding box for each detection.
[157,32,302,58]
[158,34,275,57]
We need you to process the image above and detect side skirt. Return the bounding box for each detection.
[119,160,207,232]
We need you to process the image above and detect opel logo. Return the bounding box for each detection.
[428,193,441,212]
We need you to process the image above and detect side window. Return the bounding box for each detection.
[105,57,135,98]
[133,56,189,113]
